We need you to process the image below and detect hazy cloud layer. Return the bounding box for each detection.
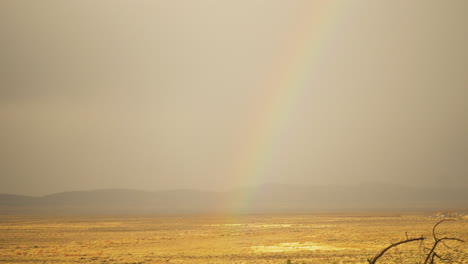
[1,0,467,195]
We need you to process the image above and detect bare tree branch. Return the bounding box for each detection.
[423,220,464,264]
[367,236,425,264]
[431,219,454,241]
[369,219,465,264]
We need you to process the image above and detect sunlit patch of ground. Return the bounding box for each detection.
[204,223,334,228]
[251,242,350,252]
[205,223,294,228]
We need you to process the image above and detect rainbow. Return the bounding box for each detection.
[224,1,347,213]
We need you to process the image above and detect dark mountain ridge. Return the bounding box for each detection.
[0,183,466,215]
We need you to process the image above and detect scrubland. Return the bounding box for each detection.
[0,213,466,264]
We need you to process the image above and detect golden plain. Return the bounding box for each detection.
[0,213,467,264]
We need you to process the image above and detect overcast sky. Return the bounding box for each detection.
[1,0,467,195]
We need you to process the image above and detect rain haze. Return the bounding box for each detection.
[1,0,467,197]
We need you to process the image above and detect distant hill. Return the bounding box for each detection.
[236,183,467,212]
[0,189,224,215]
[0,183,466,215]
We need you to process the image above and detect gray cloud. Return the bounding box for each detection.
[0,0,467,195]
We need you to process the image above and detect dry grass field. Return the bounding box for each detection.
[0,213,466,264]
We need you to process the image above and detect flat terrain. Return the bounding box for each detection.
[0,213,466,264]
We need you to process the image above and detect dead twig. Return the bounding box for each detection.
[367,236,425,264]
[369,219,465,264]
[423,220,465,264]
